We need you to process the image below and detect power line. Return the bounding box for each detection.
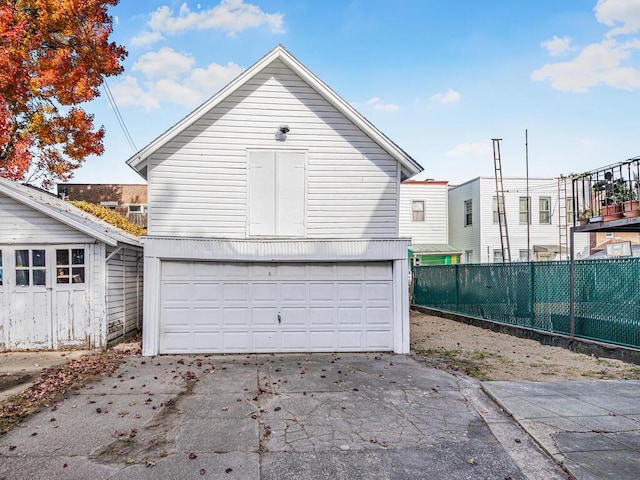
[103,80,137,153]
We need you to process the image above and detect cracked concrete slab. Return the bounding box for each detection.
[0,353,566,479]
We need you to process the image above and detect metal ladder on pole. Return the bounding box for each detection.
[558,176,569,260]
[492,139,511,262]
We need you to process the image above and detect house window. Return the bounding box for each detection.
[492,197,498,224]
[412,200,425,221]
[100,201,118,210]
[127,204,146,213]
[493,249,503,262]
[56,248,85,284]
[464,199,473,226]
[248,150,306,237]
[15,249,46,286]
[519,197,530,225]
[539,197,551,224]
[605,232,614,239]
[0,250,3,285]
[566,197,574,223]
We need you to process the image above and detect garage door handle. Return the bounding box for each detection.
[277,313,281,324]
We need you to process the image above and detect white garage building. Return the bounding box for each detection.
[127,46,423,355]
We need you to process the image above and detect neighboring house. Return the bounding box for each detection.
[448,177,589,263]
[399,180,462,265]
[590,232,640,257]
[0,177,143,351]
[57,183,148,228]
[127,45,423,356]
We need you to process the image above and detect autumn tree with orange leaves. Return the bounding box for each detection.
[0,0,126,187]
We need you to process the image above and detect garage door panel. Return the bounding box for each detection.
[281,283,306,302]
[223,308,250,326]
[162,282,191,303]
[338,283,363,302]
[159,261,394,354]
[193,307,221,326]
[280,307,306,325]
[252,307,278,325]
[194,332,222,351]
[193,283,221,301]
[338,330,363,349]
[281,330,307,350]
[366,330,393,349]
[253,331,277,350]
[252,283,278,301]
[223,283,249,301]
[310,331,336,349]
[339,307,362,325]
[162,307,191,327]
[223,331,251,350]
[309,307,335,325]
[366,307,393,325]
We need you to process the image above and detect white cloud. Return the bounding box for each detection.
[131,30,164,47]
[111,57,244,111]
[429,88,461,104]
[595,0,640,36]
[541,35,573,57]
[365,97,399,111]
[132,0,284,46]
[532,38,640,92]
[446,141,491,157]
[109,76,160,111]
[132,47,196,80]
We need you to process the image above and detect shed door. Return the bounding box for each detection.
[159,261,393,354]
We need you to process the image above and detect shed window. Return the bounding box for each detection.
[248,150,305,237]
[412,200,425,221]
[56,248,85,284]
[15,249,46,286]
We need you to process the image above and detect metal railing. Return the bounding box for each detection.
[412,259,640,349]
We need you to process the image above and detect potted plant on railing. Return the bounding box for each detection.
[600,178,624,221]
[612,180,638,217]
[578,208,592,225]
[589,209,603,223]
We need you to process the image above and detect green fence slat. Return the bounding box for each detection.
[412,258,640,349]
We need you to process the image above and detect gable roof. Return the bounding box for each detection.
[0,177,142,248]
[127,45,423,179]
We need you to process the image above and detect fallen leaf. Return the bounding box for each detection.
[467,458,477,465]
[189,453,197,460]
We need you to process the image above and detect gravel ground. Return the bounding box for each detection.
[410,310,640,381]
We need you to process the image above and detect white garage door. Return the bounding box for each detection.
[159,261,394,353]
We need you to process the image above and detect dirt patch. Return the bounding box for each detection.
[0,374,33,393]
[410,310,640,381]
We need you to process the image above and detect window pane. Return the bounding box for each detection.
[16,270,29,286]
[16,250,29,267]
[0,250,3,267]
[32,250,45,267]
[72,267,85,283]
[57,249,69,266]
[32,269,46,286]
[72,249,84,265]
[57,267,70,284]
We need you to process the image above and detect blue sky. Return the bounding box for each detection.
[72,0,640,185]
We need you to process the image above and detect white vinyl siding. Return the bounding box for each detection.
[248,150,305,237]
[398,182,448,245]
[147,59,399,239]
[0,193,93,244]
[106,247,142,344]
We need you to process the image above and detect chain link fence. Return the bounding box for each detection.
[412,258,640,349]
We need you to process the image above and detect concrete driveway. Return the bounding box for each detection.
[0,353,566,479]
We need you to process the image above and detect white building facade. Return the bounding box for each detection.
[448,177,589,263]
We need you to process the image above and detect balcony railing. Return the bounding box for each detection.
[127,212,147,228]
[569,156,640,225]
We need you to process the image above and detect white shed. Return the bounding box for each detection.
[127,45,423,355]
[0,177,143,350]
